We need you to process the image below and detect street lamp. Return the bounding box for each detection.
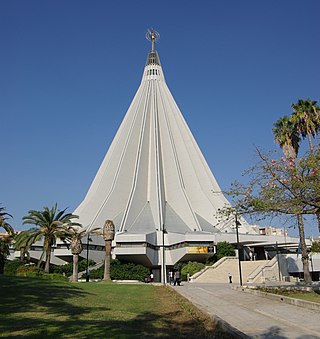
[162,228,167,285]
[276,242,281,281]
[310,253,314,281]
[235,214,243,286]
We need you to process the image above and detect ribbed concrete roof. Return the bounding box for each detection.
[74,43,256,237]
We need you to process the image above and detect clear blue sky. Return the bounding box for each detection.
[1,1,319,237]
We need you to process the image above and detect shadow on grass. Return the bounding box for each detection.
[0,275,93,316]
[0,276,227,338]
[1,310,221,338]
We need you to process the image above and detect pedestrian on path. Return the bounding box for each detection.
[249,251,253,261]
[228,272,232,284]
[169,270,174,285]
[174,270,180,286]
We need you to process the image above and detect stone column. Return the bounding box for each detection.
[70,237,83,283]
[103,220,115,281]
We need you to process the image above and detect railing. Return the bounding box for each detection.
[247,256,278,283]
[190,256,237,281]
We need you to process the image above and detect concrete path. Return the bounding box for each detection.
[172,283,320,339]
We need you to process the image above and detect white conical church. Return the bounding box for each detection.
[69,30,296,283]
[75,30,253,235]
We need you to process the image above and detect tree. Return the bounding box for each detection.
[63,226,99,283]
[216,241,236,260]
[0,205,14,274]
[65,227,85,282]
[310,240,320,253]
[224,149,320,283]
[273,116,300,159]
[0,205,14,235]
[14,228,38,262]
[273,112,311,282]
[103,220,115,281]
[22,204,80,273]
[291,99,320,153]
[220,100,320,283]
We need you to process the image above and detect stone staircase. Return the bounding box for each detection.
[190,257,270,283]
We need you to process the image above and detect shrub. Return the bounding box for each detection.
[52,261,73,275]
[78,259,95,272]
[52,259,95,276]
[83,260,149,281]
[16,265,41,276]
[111,261,149,281]
[86,265,104,279]
[180,261,205,281]
[42,273,69,281]
[173,262,186,273]
[16,265,68,281]
[4,260,25,276]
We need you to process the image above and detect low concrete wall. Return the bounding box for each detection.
[234,286,320,312]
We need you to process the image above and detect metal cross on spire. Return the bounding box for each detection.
[146,28,160,52]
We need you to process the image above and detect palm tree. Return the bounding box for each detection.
[291,99,320,249]
[291,99,320,153]
[0,205,14,274]
[273,117,312,283]
[63,226,100,282]
[103,220,115,281]
[296,214,312,283]
[273,116,300,159]
[0,205,14,234]
[63,226,85,282]
[14,228,38,262]
[22,204,80,273]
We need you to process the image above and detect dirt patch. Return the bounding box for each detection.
[153,286,235,338]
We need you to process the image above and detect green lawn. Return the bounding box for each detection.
[0,276,227,338]
[259,287,320,304]
[284,291,320,303]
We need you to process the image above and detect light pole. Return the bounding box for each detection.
[310,253,314,281]
[235,214,243,286]
[276,241,281,281]
[162,228,167,285]
[276,242,281,281]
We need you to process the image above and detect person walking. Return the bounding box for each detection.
[174,270,180,286]
[228,272,232,284]
[169,270,174,285]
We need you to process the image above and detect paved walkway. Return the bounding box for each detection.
[172,283,320,339]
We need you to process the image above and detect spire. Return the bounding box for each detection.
[145,28,161,66]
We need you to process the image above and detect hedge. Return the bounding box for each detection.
[84,259,149,281]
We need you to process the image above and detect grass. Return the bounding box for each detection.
[280,290,320,303]
[258,287,320,304]
[0,276,229,338]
